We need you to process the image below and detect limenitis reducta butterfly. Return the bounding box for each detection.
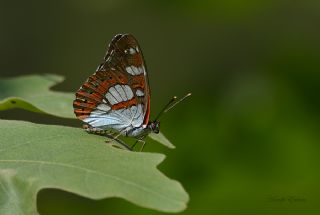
[73,34,190,150]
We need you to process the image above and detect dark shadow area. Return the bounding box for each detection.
[0,109,80,128]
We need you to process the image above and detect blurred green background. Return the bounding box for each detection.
[1,0,320,214]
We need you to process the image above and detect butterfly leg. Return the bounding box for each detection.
[140,140,147,152]
[105,130,125,146]
[83,125,132,151]
[105,131,123,143]
[105,129,134,151]
[130,136,147,151]
[132,136,147,152]
[131,140,139,150]
[129,139,147,152]
[104,133,132,151]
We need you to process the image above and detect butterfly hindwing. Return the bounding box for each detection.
[73,34,150,134]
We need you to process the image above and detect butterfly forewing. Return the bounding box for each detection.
[73,34,150,134]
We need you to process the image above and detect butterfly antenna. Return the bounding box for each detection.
[154,96,177,121]
[154,93,191,121]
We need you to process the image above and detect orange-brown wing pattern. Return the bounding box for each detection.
[73,34,150,133]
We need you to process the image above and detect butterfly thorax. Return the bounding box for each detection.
[126,121,160,137]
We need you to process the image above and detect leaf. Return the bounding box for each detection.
[0,74,74,118]
[0,120,189,215]
[148,132,175,149]
[0,74,175,149]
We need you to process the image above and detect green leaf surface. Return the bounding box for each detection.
[148,132,175,149]
[0,120,189,215]
[0,74,174,148]
[0,74,74,118]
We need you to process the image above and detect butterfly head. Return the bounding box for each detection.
[148,121,160,134]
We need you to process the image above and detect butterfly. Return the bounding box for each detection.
[73,34,190,151]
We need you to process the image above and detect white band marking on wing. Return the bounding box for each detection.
[124,85,134,100]
[96,103,111,112]
[136,89,144,97]
[126,66,144,75]
[106,92,118,105]
[108,86,121,102]
[115,84,126,101]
